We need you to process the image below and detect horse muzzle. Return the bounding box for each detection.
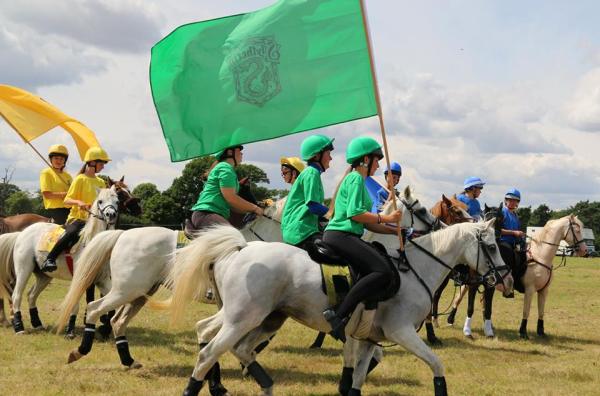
[496,273,514,297]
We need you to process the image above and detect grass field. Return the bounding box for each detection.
[1,257,599,395]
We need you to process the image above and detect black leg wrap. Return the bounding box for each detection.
[309,331,326,349]
[434,376,448,396]
[447,307,457,325]
[115,336,135,366]
[537,319,545,336]
[338,367,354,396]
[208,362,228,396]
[182,377,204,396]
[348,388,361,396]
[254,339,270,354]
[426,322,441,345]
[66,315,77,334]
[246,361,274,389]
[12,311,24,333]
[78,324,96,355]
[29,307,42,328]
[519,319,528,339]
[367,357,379,375]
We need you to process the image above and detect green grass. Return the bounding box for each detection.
[1,257,599,395]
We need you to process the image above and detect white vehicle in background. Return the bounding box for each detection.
[527,226,596,257]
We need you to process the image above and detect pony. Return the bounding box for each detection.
[1,180,139,336]
[163,215,512,395]
[518,214,587,338]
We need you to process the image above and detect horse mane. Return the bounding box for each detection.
[427,222,474,256]
[78,187,117,247]
[532,215,580,246]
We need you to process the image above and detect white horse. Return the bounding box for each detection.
[518,214,587,338]
[54,202,284,371]
[5,186,122,335]
[163,215,512,396]
[0,232,20,327]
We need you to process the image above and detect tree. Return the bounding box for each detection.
[529,204,553,227]
[132,183,160,202]
[143,193,181,226]
[0,183,20,214]
[517,206,531,231]
[5,191,34,215]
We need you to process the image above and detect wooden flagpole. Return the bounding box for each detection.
[359,0,404,250]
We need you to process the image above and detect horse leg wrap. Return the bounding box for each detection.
[66,315,77,335]
[433,376,448,396]
[182,377,204,396]
[426,322,441,345]
[98,310,114,339]
[309,331,326,349]
[115,336,134,366]
[254,339,271,354]
[447,307,457,325]
[29,307,42,328]
[246,361,274,389]
[78,324,96,355]
[519,319,528,339]
[348,389,361,396]
[367,357,379,374]
[208,362,229,396]
[537,319,545,336]
[338,367,354,396]
[12,311,24,333]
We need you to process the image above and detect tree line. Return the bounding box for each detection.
[1,158,598,249]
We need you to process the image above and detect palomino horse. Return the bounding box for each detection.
[55,202,284,373]
[164,219,512,396]
[0,214,50,326]
[518,214,587,338]
[1,182,139,336]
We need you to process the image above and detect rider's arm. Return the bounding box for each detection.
[501,228,524,238]
[364,222,397,234]
[307,201,328,217]
[42,191,67,200]
[353,211,400,226]
[221,187,261,215]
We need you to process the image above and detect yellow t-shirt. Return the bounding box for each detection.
[65,174,107,223]
[39,168,73,209]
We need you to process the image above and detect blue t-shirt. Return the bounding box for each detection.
[456,193,482,221]
[500,206,521,246]
[374,187,389,213]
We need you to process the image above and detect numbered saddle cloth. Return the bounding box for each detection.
[37,226,83,255]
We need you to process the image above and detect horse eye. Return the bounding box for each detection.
[487,244,496,251]
[98,200,103,204]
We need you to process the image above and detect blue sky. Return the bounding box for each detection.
[1,0,599,209]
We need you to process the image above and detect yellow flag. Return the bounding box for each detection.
[0,84,99,160]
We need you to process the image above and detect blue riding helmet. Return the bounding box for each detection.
[384,162,402,176]
[505,188,521,201]
[464,176,485,190]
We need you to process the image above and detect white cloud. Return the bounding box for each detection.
[566,68,600,132]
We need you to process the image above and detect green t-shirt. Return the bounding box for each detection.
[192,162,239,218]
[326,171,372,235]
[281,166,324,245]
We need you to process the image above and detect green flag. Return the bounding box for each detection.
[151,0,377,162]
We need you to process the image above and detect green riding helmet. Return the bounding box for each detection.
[300,135,335,161]
[214,145,243,160]
[346,136,383,164]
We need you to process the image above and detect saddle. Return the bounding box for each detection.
[37,226,83,256]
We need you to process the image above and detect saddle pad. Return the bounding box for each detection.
[37,226,65,253]
[320,263,353,307]
[177,231,191,249]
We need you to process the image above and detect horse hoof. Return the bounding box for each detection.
[67,350,83,364]
[428,337,443,346]
[537,332,547,338]
[65,332,76,340]
[126,361,143,370]
[465,334,475,341]
[15,330,26,335]
[519,333,529,340]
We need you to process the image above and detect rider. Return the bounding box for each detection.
[40,144,73,225]
[41,146,110,273]
[457,176,485,221]
[280,156,305,185]
[322,136,401,342]
[191,145,263,230]
[281,135,334,256]
[500,188,526,280]
[374,161,402,213]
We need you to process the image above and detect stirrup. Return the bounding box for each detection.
[323,309,347,343]
[41,258,57,273]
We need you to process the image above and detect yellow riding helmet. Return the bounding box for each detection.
[280,156,305,173]
[48,144,68,158]
[84,146,111,163]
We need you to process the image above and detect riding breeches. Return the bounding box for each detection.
[46,220,86,261]
[294,232,323,262]
[191,210,230,231]
[323,230,393,318]
[45,208,69,226]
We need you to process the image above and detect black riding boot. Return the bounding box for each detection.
[323,309,347,343]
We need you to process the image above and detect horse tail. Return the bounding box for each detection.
[0,232,19,301]
[55,229,124,334]
[166,225,246,327]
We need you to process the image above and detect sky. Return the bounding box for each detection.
[1,0,599,209]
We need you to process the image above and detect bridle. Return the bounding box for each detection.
[400,198,443,235]
[244,212,280,242]
[85,191,120,228]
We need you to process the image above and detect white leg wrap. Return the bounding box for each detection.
[463,317,472,336]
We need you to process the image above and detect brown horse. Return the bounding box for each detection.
[0,214,51,326]
[424,194,471,344]
[0,213,51,234]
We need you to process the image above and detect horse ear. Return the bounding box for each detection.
[442,194,452,206]
[404,185,411,199]
[499,202,503,209]
[120,176,124,182]
[107,176,114,187]
[484,203,490,210]
[485,218,495,228]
